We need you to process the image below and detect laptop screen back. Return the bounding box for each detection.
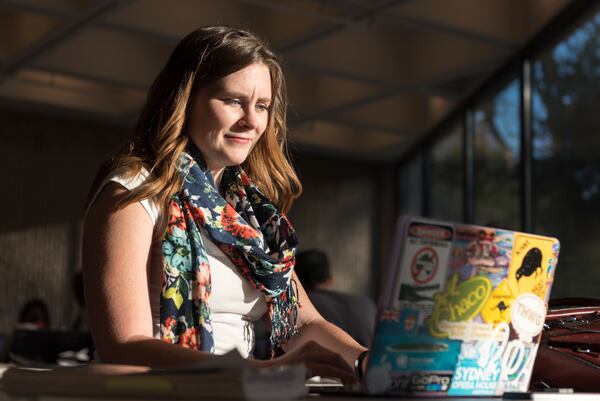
[364,215,560,396]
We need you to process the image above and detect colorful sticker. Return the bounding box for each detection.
[448,340,503,395]
[411,247,439,284]
[395,222,454,306]
[510,293,546,343]
[481,279,515,325]
[499,343,540,393]
[507,234,557,299]
[450,227,513,286]
[429,274,492,338]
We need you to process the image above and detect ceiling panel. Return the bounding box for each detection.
[0,5,61,59]
[335,92,454,132]
[285,68,381,116]
[283,22,416,84]
[0,67,145,115]
[406,29,510,83]
[34,25,173,87]
[283,18,508,87]
[9,0,102,15]
[393,0,527,44]
[291,120,407,154]
[394,0,571,44]
[523,0,573,31]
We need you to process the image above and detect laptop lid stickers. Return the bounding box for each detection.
[366,216,560,396]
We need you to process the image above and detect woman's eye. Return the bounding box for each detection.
[225,99,242,106]
[256,103,269,112]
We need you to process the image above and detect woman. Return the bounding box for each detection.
[83,26,366,382]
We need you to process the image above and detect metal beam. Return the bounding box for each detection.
[286,60,458,98]
[287,140,369,160]
[0,93,134,126]
[383,12,516,50]
[23,65,148,92]
[416,58,502,88]
[0,0,129,78]
[520,59,533,232]
[0,0,72,18]
[313,116,421,137]
[326,0,517,50]
[296,86,400,124]
[275,0,410,54]
[0,0,177,46]
[234,0,347,24]
[11,69,134,98]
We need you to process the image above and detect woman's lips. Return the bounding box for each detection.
[224,134,252,144]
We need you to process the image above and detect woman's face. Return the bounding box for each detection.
[188,62,272,178]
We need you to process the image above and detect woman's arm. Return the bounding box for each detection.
[279,271,367,373]
[83,183,361,381]
[83,182,221,368]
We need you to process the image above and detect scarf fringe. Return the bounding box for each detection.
[268,278,299,353]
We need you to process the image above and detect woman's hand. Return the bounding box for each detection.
[253,341,357,384]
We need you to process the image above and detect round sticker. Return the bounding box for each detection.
[510,293,546,342]
[410,247,438,284]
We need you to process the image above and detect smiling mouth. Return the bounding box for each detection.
[224,134,252,144]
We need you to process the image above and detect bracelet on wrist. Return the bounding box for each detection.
[354,350,368,381]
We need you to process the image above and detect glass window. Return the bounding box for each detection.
[431,124,463,222]
[532,4,600,297]
[398,153,422,215]
[473,79,521,230]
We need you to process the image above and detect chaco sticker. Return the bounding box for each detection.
[429,274,492,338]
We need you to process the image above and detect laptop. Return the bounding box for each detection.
[9,328,94,366]
[359,215,560,397]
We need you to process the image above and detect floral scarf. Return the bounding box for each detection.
[160,144,299,354]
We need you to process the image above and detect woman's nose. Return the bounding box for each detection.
[239,107,259,130]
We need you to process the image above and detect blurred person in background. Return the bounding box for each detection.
[0,298,51,362]
[295,250,376,347]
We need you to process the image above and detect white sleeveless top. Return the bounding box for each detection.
[90,168,268,358]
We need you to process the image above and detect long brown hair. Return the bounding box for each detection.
[88,26,301,231]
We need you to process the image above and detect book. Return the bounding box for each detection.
[0,351,307,400]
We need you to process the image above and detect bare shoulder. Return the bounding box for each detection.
[85,181,153,235]
[82,181,155,272]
